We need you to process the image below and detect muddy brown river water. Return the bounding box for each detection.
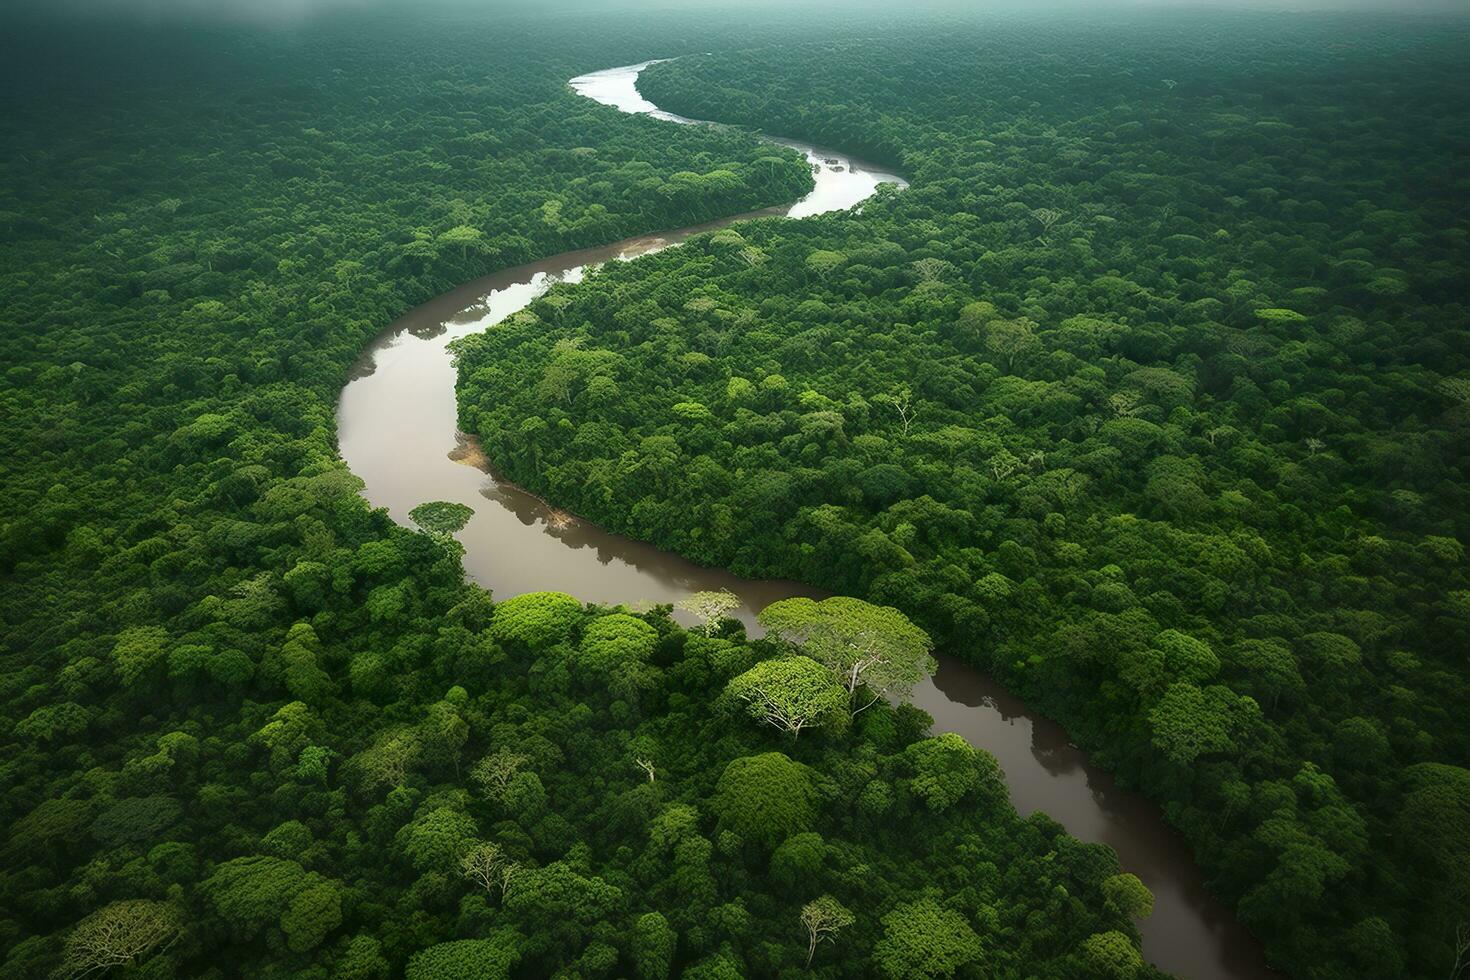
[337,60,1275,979]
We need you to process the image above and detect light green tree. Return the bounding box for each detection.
[111,626,169,685]
[490,591,583,648]
[804,249,846,280]
[757,596,934,711]
[801,895,855,968]
[872,899,983,978]
[725,656,849,738]
[676,590,742,636]
[437,224,485,263]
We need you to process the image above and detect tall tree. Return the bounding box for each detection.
[800,895,855,968]
[757,596,935,710]
[725,656,849,738]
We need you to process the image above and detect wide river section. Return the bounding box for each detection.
[337,60,1274,980]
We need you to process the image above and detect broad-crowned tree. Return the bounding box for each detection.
[405,934,521,980]
[711,752,817,849]
[757,596,934,710]
[724,655,848,738]
[490,591,584,649]
[1101,873,1154,920]
[55,900,182,979]
[631,911,677,980]
[1081,930,1144,979]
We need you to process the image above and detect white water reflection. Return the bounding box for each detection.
[571,60,900,218]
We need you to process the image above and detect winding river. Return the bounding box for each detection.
[337,61,1274,980]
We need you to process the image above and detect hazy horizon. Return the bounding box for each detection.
[7,0,1468,28]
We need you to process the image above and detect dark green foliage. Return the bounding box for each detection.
[710,752,817,848]
[0,12,1155,977]
[454,13,1470,979]
[5,1,1463,976]
[631,911,677,980]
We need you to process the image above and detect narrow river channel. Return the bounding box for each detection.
[337,60,1274,980]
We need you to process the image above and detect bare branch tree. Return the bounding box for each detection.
[1031,207,1066,244]
[458,841,521,900]
[910,257,954,283]
[55,900,181,979]
[459,841,503,893]
[634,757,656,783]
[801,895,855,968]
[352,728,421,792]
[471,749,529,801]
[876,386,918,436]
[1206,426,1237,448]
[1450,921,1470,980]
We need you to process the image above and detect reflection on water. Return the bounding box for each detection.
[336,60,1273,980]
[338,63,898,631]
[572,61,902,220]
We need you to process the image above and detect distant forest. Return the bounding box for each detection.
[2,5,1468,980]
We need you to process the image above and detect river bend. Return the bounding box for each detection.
[337,59,1272,980]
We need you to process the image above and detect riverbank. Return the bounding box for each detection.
[338,59,1273,980]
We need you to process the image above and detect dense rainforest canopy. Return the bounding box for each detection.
[2,3,1467,979]
[454,12,1470,980]
[0,7,1159,979]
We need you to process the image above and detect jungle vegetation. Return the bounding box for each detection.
[0,7,1164,979]
[454,12,1470,980]
[3,3,1467,978]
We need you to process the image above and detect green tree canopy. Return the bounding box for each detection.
[576,613,658,672]
[409,500,476,537]
[406,934,521,980]
[724,655,849,737]
[757,596,935,704]
[872,899,983,979]
[711,752,817,848]
[490,591,584,648]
